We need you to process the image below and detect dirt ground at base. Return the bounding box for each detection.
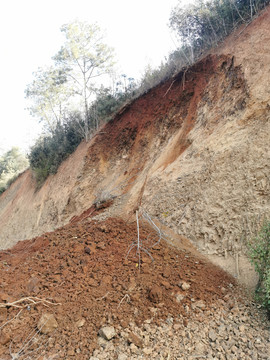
[0,217,237,359]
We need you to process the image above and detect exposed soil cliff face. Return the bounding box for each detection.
[0,7,269,288]
[0,142,89,248]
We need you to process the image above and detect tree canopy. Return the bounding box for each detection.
[25,66,70,132]
[26,20,115,140]
[53,21,115,139]
[0,147,29,194]
[169,0,270,61]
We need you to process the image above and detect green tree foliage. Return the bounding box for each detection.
[26,20,115,140]
[25,66,71,132]
[88,76,136,126]
[27,74,136,186]
[136,0,270,97]
[29,117,83,187]
[169,0,270,63]
[249,221,270,317]
[53,20,115,140]
[26,20,117,185]
[0,147,29,194]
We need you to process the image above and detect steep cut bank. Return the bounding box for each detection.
[0,7,270,287]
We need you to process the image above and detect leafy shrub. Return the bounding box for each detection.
[88,85,136,127]
[170,0,270,56]
[249,221,270,316]
[29,117,83,187]
[27,83,138,188]
[0,147,29,195]
[136,0,270,97]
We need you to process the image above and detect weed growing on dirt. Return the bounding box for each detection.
[248,220,270,317]
[126,208,166,270]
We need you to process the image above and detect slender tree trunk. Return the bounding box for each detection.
[83,62,90,141]
[84,91,89,140]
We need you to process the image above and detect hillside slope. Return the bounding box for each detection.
[0,7,269,287]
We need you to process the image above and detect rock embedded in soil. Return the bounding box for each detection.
[148,284,163,303]
[26,276,39,293]
[175,293,185,303]
[0,330,10,346]
[99,326,116,341]
[117,354,128,360]
[180,281,191,291]
[37,313,58,334]
[208,329,217,342]
[128,331,143,348]
[0,308,7,322]
[84,246,91,254]
[76,318,86,328]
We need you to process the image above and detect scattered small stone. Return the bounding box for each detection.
[149,285,163,303]
[98,326,116,341]
[0,330,10,345]
[180,282,190,291]
[208,329,217,342]
[67,348,75,356]
[166,316,174,325]
[84,246,91,254]
[26,276,39,293]
[162,267,170,278]
[128,331,143,348]
[117,354,128,360]
[195,341,206,354]
[130,343,138,353]
[176,293,185,303]
[192,300,206,310]
[173,323,181,330]
[96,242,106,250]
[143,347,153,355]
[161,280,171,289]
[37,313,58,335]
[76,318,86,328]
[0,307,7,321]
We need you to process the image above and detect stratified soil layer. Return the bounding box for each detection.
[0,217,235,359]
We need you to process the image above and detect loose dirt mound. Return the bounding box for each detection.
[0,217,235,359]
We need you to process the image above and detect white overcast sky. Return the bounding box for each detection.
[0,0,190,154]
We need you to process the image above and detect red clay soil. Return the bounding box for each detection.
[86,54,245,172]
[0,216,236,359]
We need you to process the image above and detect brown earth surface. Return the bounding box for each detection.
[0,216,238,359]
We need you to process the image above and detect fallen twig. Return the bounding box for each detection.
[126,208,166,269]
[0,296,61,309]
[117,294,130,309]
[97,292,110,301]
[163,79,176,97]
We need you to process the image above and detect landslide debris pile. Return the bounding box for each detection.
[0,216,245,359]
[1,217,269,359]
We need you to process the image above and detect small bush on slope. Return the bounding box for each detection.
[249,221,270,317]
[29,118,83,187]
[0,147,29,194]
